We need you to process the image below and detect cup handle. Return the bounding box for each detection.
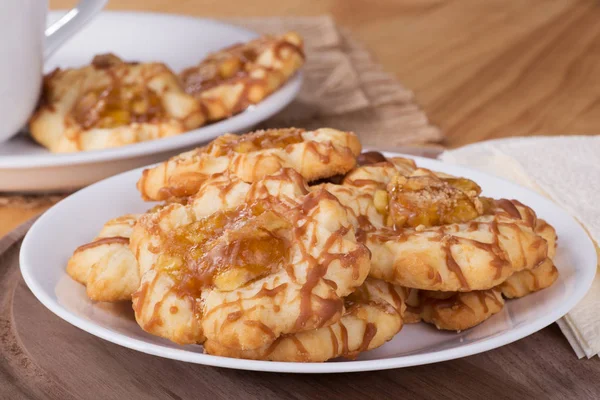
[44,0,108,60]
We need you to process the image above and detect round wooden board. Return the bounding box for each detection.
[2,221,599,399]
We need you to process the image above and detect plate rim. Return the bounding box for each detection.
[0,11,303,169]
[19,153,598,373]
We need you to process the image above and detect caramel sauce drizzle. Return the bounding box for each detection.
[443,237,470,290]
[357,323,378,353]
[289,336,310,361]
[252,283,288,299]
[293,190,350,330]
[495,199,522,220]
[328,326,339,356]
[387,283,405,311]
[243,321,276,341]
[302,141,332,164]
[357,151,387,166]
[339,323,350,356]
[423,289,503,324]
[74,236,129,253]
[131,281,147,316]
[262,336,284,359]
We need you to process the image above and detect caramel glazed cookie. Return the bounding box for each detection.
[137,127,362,201]
[130,168,410,361]
[180,32,304,123]
[318,152,558,331]
[30,54,205,153]
[67,214,140,302]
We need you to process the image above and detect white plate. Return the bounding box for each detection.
[0,11,302,193]
[19,153,597,373]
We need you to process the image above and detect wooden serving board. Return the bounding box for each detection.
[1,219,600,399]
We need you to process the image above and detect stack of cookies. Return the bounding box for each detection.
[66,128,558,362]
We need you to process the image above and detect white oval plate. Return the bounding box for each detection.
[0,11,302,192]
[20,153,597,373]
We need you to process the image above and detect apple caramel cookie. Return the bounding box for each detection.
[204,278,407,362]
[30,54,205,152]
[137,127,361,201]
[404,258,558,331]
[365,199,548,292]
[66,214,140,302]
[404,288,505,331]
[318,191,546,292]
[498,219,558,299]
[332,156,554,292]
[130,168,370,351]
[180,32,304,122]
[397,218,558,331]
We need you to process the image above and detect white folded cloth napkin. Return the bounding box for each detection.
[440,135,600,358]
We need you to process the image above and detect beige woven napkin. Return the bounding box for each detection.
[441,135,600,358]
[0,15,441,208]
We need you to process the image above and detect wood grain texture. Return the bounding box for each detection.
[49,0,600,147]
[1,228,599,399]
[0,207,47,237]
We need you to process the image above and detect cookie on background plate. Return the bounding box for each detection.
[30,54,205,153]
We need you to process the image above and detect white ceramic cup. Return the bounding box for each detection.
[0,0,107,142]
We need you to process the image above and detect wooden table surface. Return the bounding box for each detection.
[2,0,599,397]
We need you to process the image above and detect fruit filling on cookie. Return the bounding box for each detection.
[385,172,483,228]
[208,129,304,156]
[73,84,166,129]
[157,203,291,293]
[67,54,168,130]
[180,34,303,95]
[179,46,255,93]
